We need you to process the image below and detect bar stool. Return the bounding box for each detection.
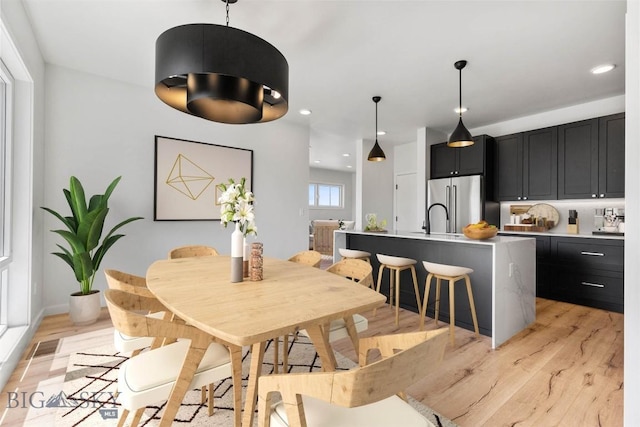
[420,261,479,346]
[375,254,422,325]
[338,248,371,264]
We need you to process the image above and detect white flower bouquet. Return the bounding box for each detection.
[217,177,257,236]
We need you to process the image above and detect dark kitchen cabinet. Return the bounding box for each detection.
[495,126,557,201]
[547,237,624,313]
[598,113,625,198]
[501,234,624,312]
[558,113,625,199]
[430,135,494,179]
[558,118,599,199]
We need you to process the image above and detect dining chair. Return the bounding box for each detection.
[268,249,325,373]
[299,259,374,354]
[272,259,373,374]
[311,220,340,256]
[104,288,243,427]
[168,244,220,259]
[287,250,323,267]
[104,269,219,419]
[104,269,171,356]
[257,329,449,427]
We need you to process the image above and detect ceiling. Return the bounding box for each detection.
[20,0,626,171]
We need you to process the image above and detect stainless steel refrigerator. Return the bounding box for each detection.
[427,175,499,233]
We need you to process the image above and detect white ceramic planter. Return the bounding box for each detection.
[69,290,101,326]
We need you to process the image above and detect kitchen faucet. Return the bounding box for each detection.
[423,203,450,234]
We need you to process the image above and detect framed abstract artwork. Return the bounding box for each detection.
[154,136,253,221]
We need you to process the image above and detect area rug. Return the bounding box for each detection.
[55,334,457,426]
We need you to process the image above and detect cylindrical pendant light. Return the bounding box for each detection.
[155,0,288,124]
[448,60,474,147]
[368,96,386,162]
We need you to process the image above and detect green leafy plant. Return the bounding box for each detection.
[41,176,143,295]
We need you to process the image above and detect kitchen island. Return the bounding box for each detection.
[334,230,536,348]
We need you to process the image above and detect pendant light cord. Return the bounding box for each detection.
[375,101,378,138]
[226,0,230,26]
[458,67,463,119]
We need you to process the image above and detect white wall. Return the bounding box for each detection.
[360,139,394,229]
[625,2,639,425]
[0,0,46,390]
[309,167,354,221]
[42,65,310,313]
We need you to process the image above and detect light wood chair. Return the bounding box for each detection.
[257,329,449,427]
[315,259,374,349]
[420,261,480,346]
[287,250,323,268]
[104,269,171,356]
[104,270,220,420]
[312,220,340,256]
[294,259,373,365]
[104,288,242,427]
[168,245,220,259]
[272,250,325,373]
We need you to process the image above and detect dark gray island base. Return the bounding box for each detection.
[334,230,536,348]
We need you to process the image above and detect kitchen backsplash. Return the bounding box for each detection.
[499,198,625,235]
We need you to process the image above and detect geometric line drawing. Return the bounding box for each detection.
[165,153,215,200]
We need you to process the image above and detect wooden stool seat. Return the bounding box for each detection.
[420,261,479,346]
[375,254,422,326]
[339,248,371,263]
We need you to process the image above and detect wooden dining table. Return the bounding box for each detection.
[146,255,386,427]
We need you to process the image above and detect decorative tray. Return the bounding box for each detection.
[527,203,560,229]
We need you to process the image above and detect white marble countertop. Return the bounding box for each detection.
[336,229,533,245]
[499,230,625,240]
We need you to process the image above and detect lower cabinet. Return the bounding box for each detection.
[502,234,624,313]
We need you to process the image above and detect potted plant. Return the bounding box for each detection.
[42,176,143,325]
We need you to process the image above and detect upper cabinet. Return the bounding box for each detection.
[598,113,625,198]
[495,126,557,201]
[558,113,625,199]
[430,135,494,179]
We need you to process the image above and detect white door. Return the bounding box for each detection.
[395,173,418,231]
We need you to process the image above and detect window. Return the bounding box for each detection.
[0,60,12,338]
[308,182,343,208]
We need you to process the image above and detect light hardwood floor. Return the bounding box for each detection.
[0,298,623,426]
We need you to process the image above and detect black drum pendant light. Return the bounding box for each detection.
[448,60,474,147]
[155,0,288,124]
[367,96,386,162]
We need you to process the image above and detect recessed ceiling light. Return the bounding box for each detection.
[454,106,468,114]
[299,108,312,115]
[377,130,386,136]
[343,153,350,157]
[313,160,320,163]
[346,165,352,168]
[591,64,615,74]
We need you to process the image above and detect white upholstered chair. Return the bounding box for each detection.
[104,288,242,427]
[257,329,449,427]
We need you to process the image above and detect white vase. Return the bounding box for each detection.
[69,290,101,325]
[230,222,243,282]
